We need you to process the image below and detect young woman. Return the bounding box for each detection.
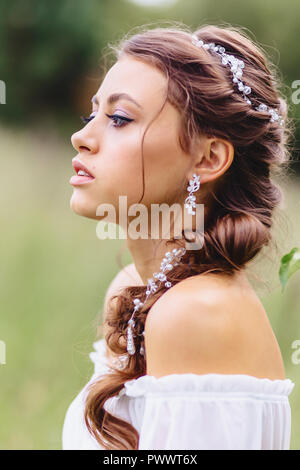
[62,23,295,450]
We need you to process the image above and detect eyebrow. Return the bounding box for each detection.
[91,92,143,109]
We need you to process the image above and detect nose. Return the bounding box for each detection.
[71,124,99,154]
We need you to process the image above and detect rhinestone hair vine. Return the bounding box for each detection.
[191,34,284,126]
[126,246,187,357]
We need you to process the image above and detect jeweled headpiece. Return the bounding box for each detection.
[191,34,284,126]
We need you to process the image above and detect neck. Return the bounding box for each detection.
[126,237,182,286]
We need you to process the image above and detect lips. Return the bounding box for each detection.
[72,159,95,178]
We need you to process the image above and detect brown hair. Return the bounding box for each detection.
[83,21,295,449]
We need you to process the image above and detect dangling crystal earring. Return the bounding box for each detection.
[184,173,200,215]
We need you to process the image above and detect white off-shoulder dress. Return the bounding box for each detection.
[62,338,295,450]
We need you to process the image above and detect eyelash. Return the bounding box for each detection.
[80,113,133,128]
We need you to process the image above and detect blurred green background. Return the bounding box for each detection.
[0,0,299,450]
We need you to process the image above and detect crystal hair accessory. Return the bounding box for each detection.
[185,173,201,215]
[191,34,284,126]
[126,246,187,356]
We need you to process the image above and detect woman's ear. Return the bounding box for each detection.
[191,137,234,184]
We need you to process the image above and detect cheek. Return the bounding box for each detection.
[141,125,186,203]
[91,136,144,206]
[71,123,187,220]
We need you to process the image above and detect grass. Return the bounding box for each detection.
[0,125,299,449]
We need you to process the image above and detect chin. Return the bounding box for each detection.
[69,193,97,219]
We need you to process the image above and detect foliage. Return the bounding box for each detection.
[280,247,300,292]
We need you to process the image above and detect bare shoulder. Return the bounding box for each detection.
[144,271,286,380]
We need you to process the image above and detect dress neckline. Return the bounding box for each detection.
[120,372,295,399]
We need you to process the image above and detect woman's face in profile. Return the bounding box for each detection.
[70,54,191,224]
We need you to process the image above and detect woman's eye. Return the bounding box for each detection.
[80,114,96,124]
[80,113,133,128]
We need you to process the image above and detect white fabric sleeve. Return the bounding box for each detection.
[122,373,295,450]
[88,338,133,430]
[88,337,111,378]
[62,338,111,450]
